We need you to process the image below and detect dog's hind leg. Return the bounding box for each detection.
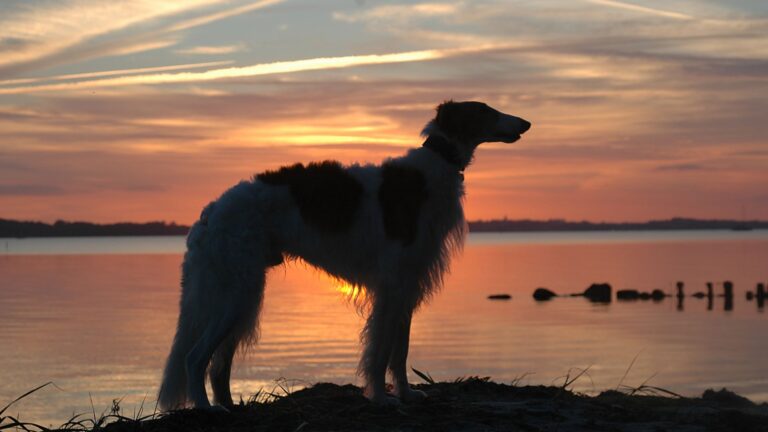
[208,269,266,409]
[209,337,237,408]
[186,254,267,410]
[185,303,237,409]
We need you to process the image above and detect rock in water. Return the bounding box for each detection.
[583,283,612,303]
[533,287,557,301]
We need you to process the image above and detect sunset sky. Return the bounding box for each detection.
[1,0,766,224]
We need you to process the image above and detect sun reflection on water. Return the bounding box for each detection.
[334,281,365,302]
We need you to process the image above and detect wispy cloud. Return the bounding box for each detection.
[0,0,284,78]
[0,1,217,71]
[0,43,516,94]
[333,3,459,23]
[584,0,695,20]
[0,184,66,196]
[654,163,706,172]
[166,0,284,32]
[175,45,246,55]
[0,61,232,87]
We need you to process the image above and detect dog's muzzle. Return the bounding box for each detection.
[494,114,531,143]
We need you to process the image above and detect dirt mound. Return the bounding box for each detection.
[90,379,768,432]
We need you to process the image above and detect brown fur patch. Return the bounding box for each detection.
[378,163,428,245]
[256,161,363,233]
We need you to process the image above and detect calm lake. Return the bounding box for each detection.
[1,231,767,426]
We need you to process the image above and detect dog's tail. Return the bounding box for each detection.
[157,316,194,410]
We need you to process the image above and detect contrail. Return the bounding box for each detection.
[0,43,515,95]
[586,0,694,20]
[0,61,233,86]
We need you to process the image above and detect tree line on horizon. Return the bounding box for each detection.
[0,218,189,238]
[1,217,766,238]
[468,217,768,232]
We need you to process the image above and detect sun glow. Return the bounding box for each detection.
[335,282,365,302]
[233,111,414,147]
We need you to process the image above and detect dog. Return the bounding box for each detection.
[158,101,531,410]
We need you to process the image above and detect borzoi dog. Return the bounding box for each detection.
[158,101,531,410]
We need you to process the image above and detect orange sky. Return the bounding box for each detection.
[1,0,767,224]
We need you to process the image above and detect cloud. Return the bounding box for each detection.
[102,38,180,57]
[0,43,517,94]
[333,3,459,23]
[584,0,695,20]
[654,163,706,172]
[175,44,246,55]
[0,1,217,74]
[0,0,284,78]
[166,0,284,32]
[0,60,231,87]
[0,37,36,53]
[0,184,67,196]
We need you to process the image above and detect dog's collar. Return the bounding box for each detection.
[423,135,464,177]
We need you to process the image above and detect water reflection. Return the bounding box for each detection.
[0,233,767,426]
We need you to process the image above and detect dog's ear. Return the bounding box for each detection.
[435,101,497,142]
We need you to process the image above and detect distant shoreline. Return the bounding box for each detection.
[2,217,767,238]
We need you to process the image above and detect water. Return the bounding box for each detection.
[1,231,767,426]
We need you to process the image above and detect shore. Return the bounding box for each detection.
[24,378,758,432]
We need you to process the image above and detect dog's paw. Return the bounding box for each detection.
[201,404,230,414]
[398,388,428,403]
[368,393,402,407]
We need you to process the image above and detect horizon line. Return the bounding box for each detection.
[2,216,767,226]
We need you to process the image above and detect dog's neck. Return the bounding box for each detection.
[422,135,467,175]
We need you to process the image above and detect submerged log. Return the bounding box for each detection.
[487,294,511,300]
[616,289,667,302]
[617,289,640,300]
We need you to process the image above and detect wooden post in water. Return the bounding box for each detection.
[706,282,714,311]
[723,281,734,311]
[758,283,766,309]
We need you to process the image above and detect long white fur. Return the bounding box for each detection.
[158,102,529,410]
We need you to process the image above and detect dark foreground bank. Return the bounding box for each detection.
[12,378,765,432]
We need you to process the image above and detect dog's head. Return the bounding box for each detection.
[422,101,531,168]
[433,100,530,145]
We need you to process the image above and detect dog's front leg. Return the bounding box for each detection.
[388,311,427,402]
[360,292,402,405]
